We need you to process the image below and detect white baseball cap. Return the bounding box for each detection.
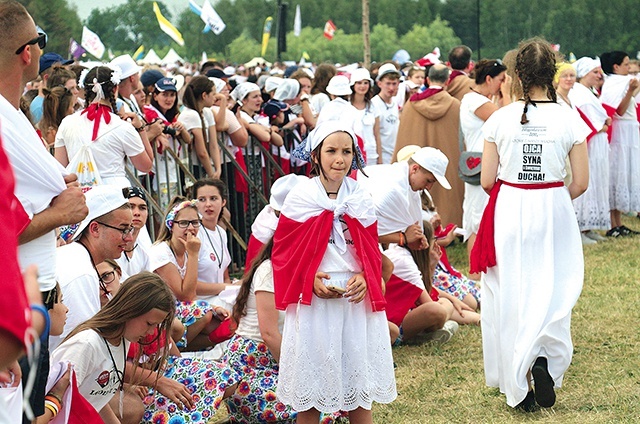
[411,147,451,190]
[72,185,128,241]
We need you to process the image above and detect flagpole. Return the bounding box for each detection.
[276,0,282,62]
[362,0,370,67]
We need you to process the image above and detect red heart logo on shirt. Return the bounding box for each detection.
[466,157,481,169]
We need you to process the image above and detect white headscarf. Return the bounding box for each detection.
[574,57,601,79]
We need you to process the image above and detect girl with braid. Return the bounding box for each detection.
[54,65,154,188]
[470,38,590,412]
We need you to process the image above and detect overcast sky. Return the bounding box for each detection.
[71,0,191,21]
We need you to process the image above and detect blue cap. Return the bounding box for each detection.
[140,69,164,87]
[155,77,177,92]
[39,52,73,74]
[284,65,299,78]
[206,68,233,79]
[262,99,288,119]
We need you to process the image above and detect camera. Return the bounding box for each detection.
[162,126,177,137]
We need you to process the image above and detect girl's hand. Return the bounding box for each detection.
[345,272,367,304]
[179,232,201,256]
[170,121,185,133]
[500,74,512,98]
[213,306,229,321]
[157,377,194,411]
[438,225,458,246]
[313,272,342,299]
[48,364,71,398]
[450,295,474,317]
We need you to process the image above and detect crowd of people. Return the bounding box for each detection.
[2,0,640,422]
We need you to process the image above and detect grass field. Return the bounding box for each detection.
[373,217,640,424]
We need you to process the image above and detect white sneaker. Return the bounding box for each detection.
[581,232,597,245]
[584,230,607,242]
[428,320,459,345]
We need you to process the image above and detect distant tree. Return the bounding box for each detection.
[20,0,82,57]
[400,18,461,61]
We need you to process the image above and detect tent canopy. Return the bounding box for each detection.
[161,48,184,65]
[139,49,162,65]
[244,56,272,68]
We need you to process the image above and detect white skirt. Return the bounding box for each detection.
[276,272,397,413]
[482,185,583,407]
[609,119,640,212]
[463,183,489,238]
[573,133,611,230]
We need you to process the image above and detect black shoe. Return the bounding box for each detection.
[532,357,556,408]
[515,390,537,412]
[606,227,623,238]
[619,225,640,236]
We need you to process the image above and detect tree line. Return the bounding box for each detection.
[19,0,640,65]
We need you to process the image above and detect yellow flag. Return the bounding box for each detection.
[153,2,184,46]
[133,45,144,61]
[261,17,273,57]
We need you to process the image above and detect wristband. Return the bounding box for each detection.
[44,401,58,418]
[30,304,50,342]
[46,391,63,406]
[398,231,405,247]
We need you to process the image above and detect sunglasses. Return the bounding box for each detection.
[15,32,47,55]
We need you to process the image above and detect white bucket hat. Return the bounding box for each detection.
[349,68,373,86]
[326,75,352,96]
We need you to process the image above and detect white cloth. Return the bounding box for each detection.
[569,83,611,230]
[276,177,396,412]
[234,259,285,342]
[316,98,359,129]
[211,106,243,164]
[357,162,422,236]
[600,74,638,120]
[116,244,152,281]
[197,224,231,284]
[144,105,181,185]
[481,101,588,407]
[310,92,330,115]
[55,110,145,188]
[352,104,380,165]
[149,242,186,276]
[179,107,216,165]
[383,244,425,290]
[51,330,129,412]
[371,96,399,164]
[50,242,101,351]
[0,93,68,291]
[250,205,279,243]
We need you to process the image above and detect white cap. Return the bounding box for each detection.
[109,54,142,80]
[396,144,421,162]
[269,174,307,210]
[273,79,300,101]
[349,68,373,86]
[209,77,227,94]
[410,147,451,190]
[326,75,352,96]
[72,185,128,241]
[230,82,261,102]
[376,63,401,81]
[264,76,283,93]
[305,119,357,153]
[223,66,236,75]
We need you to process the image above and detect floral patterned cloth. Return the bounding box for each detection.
[141,355,240,424]
[432,263,481,304]
[175,299,213,348]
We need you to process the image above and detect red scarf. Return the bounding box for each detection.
[434,223,462,278]
[448,70,466,83]
[81,103,112,141]
[410,87,443,102]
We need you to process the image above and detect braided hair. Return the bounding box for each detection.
[514,38,557,125]
[84,66,118,113]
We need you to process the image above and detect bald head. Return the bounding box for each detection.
[428,64,450,86]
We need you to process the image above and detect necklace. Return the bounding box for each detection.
[102,336,125,391]
[326,191,338,197]
[124,243,138,262]
[203,226,224,268]
[76,240,109,297]
[168,241,187,274]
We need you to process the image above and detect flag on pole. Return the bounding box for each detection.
[188,0,210,32]
[201,0,226,35]
[107,48,115,60]
[153,1,184,46]
[323,20,336,40]
[568,52,577,63]
[69,38,86,60]
[293,5,301,37]
[261,16,273,57]
[133,45,145,61]
[302,51,310,60]
[81,26,105,59]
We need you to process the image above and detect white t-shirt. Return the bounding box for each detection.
[310,92,330,115]
[371,96,399,164]
[211,106,243,164]
[116,244,152,281]
[460,91,491,152]
[197,225,231,284]
[179,107,216,165]
[352,104,380,165]
[483,102,590,183]
[55,110,145,188]
[51,330,129,412]
[149,241,187,277]
[0,93,68,291]
[234,260,285,342]
[50,242,102,350]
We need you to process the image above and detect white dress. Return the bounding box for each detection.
[600,74,640,212]
[481,101,590,407]
[568,83,611,230]
[275,177,397,413]
[460,91,491,237]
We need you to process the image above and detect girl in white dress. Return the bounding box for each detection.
[471,38,590,411]
[272,121,396,423]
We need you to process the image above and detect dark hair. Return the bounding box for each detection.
[600,51,628,75]
[47,66,76,89]
[43,283,60,310]
[190,178,228,221]
[150,88,180,123]
[84,66,118,114]
[472,59,508,84]
[515,38,557,125]
[407,220,435,292]
[350,79,373,108]
[40,86,74,131]
[448,45,473,70]
[311,63,336,95]
[182,75,214,112]
[310,132,364,179]
[232,238,273,324]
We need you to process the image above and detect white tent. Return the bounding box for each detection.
[161,48,184,66]
[139,49,162,65]
[244,56,272,68]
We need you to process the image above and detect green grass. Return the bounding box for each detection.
[373,217,640,424]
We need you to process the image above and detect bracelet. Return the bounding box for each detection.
[46,391,63,407]
[44,401,58,418]
[30,304,50,341]
[398,231,405,247]
[135,125,145,132]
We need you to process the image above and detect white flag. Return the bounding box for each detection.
[81,26,105,59]
[201,0,226,35]
[294,5,301,37]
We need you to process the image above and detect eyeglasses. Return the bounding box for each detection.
[99,270,116,285]
[15,32,47,55]
[174,219,201,228]
[96,221,135,239]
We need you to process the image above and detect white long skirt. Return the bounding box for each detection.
[573,133,611,230]
[609,119,640,212]
[482,185,583,407]
[276,272,397,413]
[463,182,490,239]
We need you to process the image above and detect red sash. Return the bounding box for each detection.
[469,180,564,274]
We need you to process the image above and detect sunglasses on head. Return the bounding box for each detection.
[15,32,47,55]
